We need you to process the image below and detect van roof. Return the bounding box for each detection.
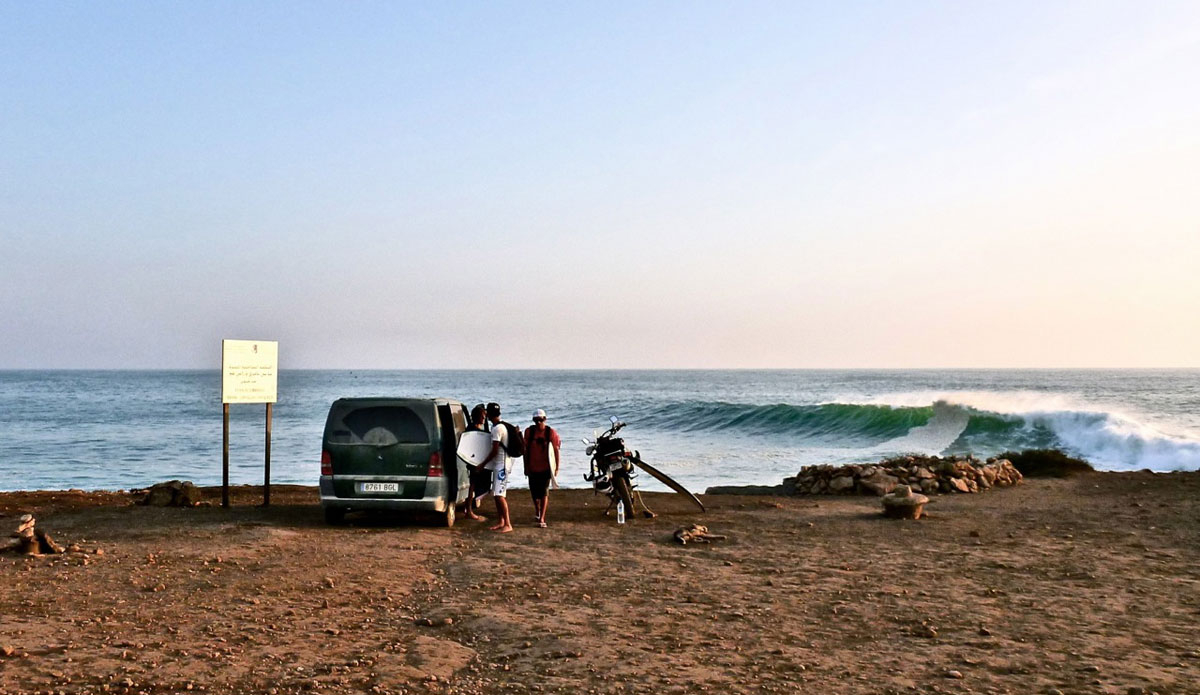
[331,397,464,408]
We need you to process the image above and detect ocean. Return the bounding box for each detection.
[1,369,1198,493]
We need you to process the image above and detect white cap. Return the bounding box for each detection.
[532,409,547,421]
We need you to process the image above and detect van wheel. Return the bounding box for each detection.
[324,506,346,525]
[443,503,456,528]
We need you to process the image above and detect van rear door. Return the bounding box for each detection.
[324,402,434,482]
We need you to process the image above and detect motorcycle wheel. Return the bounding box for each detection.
[613,476,635,522]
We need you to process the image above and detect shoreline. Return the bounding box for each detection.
[3,465,1196,511]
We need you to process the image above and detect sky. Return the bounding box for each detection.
[2,1,1199,369]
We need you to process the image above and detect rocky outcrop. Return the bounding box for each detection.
[783,455,1023,497]
[140,480,202,507]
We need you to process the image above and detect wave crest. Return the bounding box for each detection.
[637,398,1200,471]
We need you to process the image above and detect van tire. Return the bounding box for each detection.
[442,503,456,527]
[324,506,346,525]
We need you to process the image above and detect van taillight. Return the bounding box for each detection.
[426,451,443,477]
[321,450,332,476]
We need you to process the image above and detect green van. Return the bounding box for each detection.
[319,397,471,526]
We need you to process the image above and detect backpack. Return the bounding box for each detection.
[500,421,524,458]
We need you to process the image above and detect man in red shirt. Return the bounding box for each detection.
[523,409,561,528]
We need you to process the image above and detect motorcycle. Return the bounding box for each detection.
[583,417,706,521]
[583,416,652,519]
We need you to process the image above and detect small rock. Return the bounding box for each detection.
[946,670,964,679]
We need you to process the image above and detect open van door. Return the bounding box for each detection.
[437,404,470,506]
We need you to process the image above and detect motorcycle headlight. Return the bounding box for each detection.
[585,445,596,455]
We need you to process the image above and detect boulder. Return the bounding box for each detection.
[142,480,202,507]
[858,471,899,497]
[829,476,855,493]
[947,478,971,493]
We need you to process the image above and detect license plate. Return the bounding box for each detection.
[359,482,400,494]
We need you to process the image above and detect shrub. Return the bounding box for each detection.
[998,449,1094,478]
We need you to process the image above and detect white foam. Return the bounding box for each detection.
[1031,410,1200,472]
[836,390,1200,471]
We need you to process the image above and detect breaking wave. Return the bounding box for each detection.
[636,397,1200,472]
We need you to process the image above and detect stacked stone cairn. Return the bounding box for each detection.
[5,514,65,555]
[784,455,1023,498]
[881,485,930,519]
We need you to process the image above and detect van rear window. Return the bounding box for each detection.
[339,406,430,445]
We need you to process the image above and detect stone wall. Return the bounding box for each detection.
[784,455,1023,497]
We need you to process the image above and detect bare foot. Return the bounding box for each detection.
[493,525,513,533]
[488,523,504,531]
[465,512,486,521]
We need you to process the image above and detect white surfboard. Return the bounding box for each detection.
[456,430,494,468]
[548,441,559,490]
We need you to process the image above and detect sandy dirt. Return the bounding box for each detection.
[2,472,1199,695]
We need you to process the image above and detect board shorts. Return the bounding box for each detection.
[469,467,492,499]
[491,465,511,498]
[528,471,552,500]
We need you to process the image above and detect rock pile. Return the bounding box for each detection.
[784,455,1023,497]
[4,514,65,555]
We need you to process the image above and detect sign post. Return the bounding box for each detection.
[221,339,279,508]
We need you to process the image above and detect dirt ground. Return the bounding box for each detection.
[2,472,1199,695]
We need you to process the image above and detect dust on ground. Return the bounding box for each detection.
[2,473,1199,695]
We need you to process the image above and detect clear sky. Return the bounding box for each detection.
[2,2,1198,369]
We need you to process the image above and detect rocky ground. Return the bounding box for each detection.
[2,472,1199,695]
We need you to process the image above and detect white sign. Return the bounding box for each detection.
[221,340,278,404]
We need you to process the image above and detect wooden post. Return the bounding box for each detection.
[222,403,230,508]
[264,402,273,507]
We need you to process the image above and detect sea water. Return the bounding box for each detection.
[0,369,1198,492]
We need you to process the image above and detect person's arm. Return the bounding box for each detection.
[484,427,502,467]
[523,427,534,476]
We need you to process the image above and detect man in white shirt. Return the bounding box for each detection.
[483,402,513,533]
